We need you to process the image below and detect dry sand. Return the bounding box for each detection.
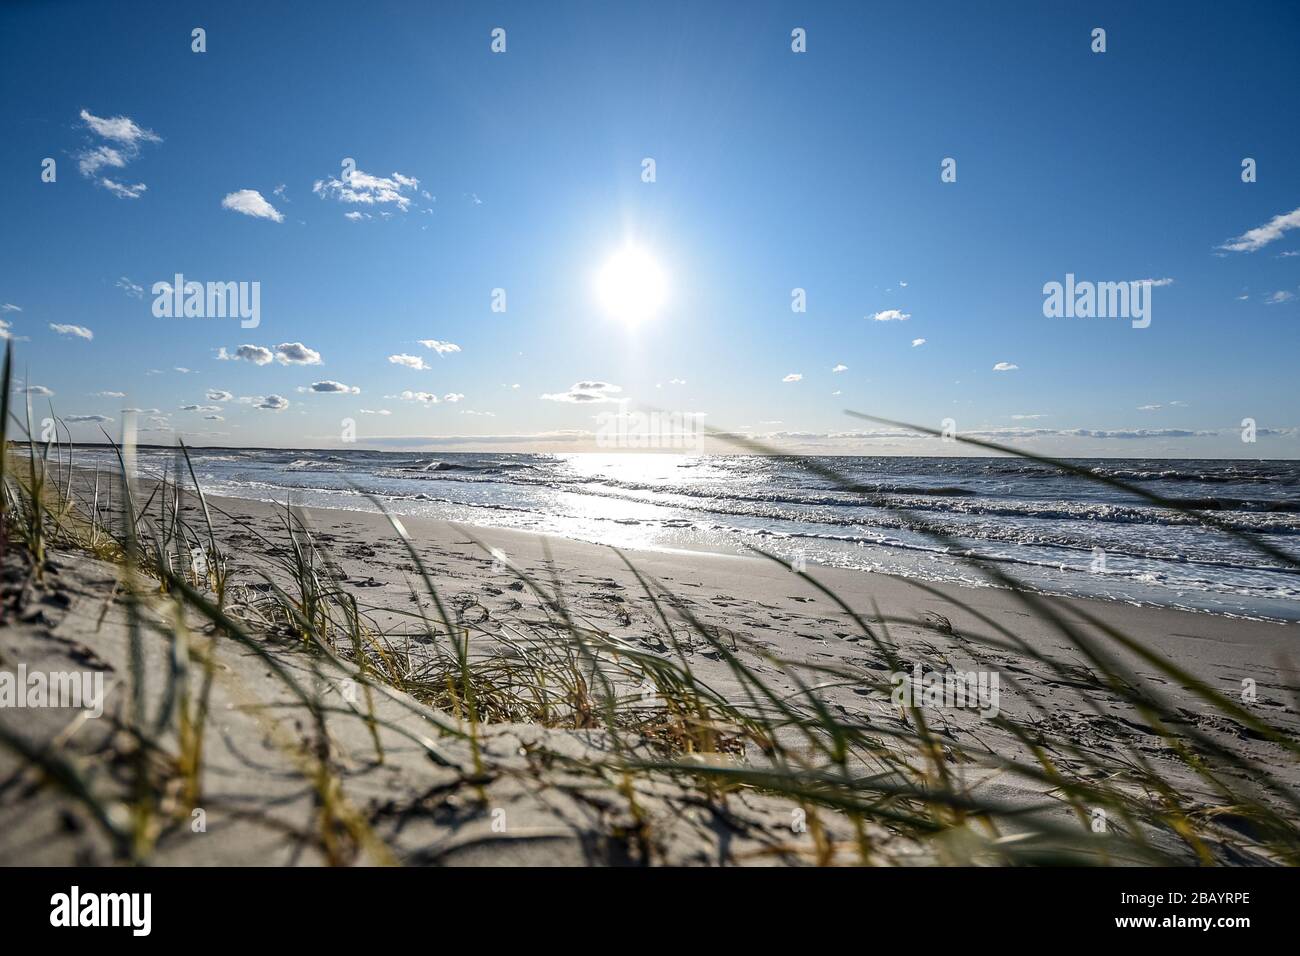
[2,489,1296,865]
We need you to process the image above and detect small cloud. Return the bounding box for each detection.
[831,364,848,373]
[65,414,113,423]
[256,395,289,410]
[276,342,322,365]
[418,339,461,355]
[207,389,233,402]
[541,381,623,403]
[1266,290,1296,304]
[1219,206,1300,253]
[668,377,686,385]
[911,338,926,347]
[116,276,143,298]
[98,179,147,199]
[204,414,224,421]
[870,309,910,322]
[76,109,159,199]
[221,189,284,222]
[80,109,160,146]
[1,303,22,312]
[310,380,359,394]
[401,390,440,405]
[443,392,465,403]
[1136,277,1175,287]
[50,323,93,340]
[389,353,429,370]
[22,385,53,396]
[314,168,421,213]
[992,362,1018,372]
[233,344,274,365]
[782,373,803,383]
[359,408,391,415]
[94,390,126,398]
[1137,404,1163,411]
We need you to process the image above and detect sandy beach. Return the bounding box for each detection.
[3,477,1296,866]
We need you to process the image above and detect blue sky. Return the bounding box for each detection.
[2,0,1297,456]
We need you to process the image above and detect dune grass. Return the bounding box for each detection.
[3,338,1298,865]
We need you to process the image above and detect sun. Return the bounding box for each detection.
[594,244,668,324]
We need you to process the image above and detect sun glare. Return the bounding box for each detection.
[594,245,668,324]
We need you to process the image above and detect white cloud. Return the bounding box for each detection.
[1136,277,1175,287]
[401,390,441,405]
[313,168,421,213]
[388,353,429,370]
[221,189,284,223]
[207,389,233,402]
[310,380,359,394]
[668,378,686,385]
[870,309,910,322]
[80,109,160,146]
[257,395,289,410]
[76,109,160,200]
[23,385,54,396]
[116,276,143,298]
[782,373,802,382]
[95,390,126,398]
[98,179,147,199]
[78,145,126,176]
[232,345,274,365]
[418,339,461,355]
[831,364,848,373]
[65,414,113,423]
[911,338,926,347]
[276,342,322,365]
[1,304,21,312]
[1266,290,1295,304]
[443,392,465,403]
[1219,206,1300,253]
[359,408,391,415]
[993,362,1018,372]
[50,323,93,340]
[540,381,623,403]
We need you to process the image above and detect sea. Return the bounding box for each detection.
[72,448,1300,622]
